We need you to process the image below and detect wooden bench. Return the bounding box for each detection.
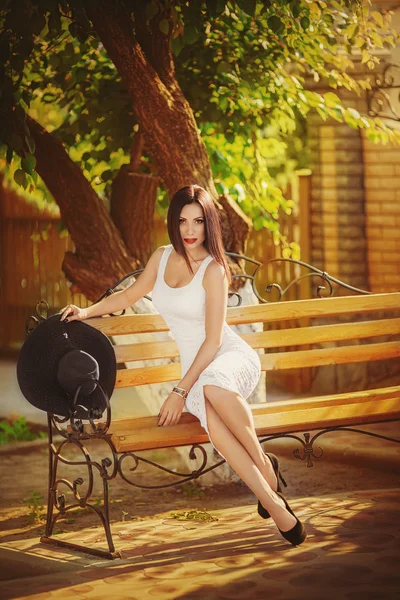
[41,291,400,559]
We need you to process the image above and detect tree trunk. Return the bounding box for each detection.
[111,167,159,263]
[27,117,136,300]
[85,1,252,259]
[86,1,215,197]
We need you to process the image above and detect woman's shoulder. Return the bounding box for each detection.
[204,257,226,279]
[145,245,170,272]
[153,244,171,257]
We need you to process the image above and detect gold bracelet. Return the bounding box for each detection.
[172,386,188,399]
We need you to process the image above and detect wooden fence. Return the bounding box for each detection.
[0,181,89,351]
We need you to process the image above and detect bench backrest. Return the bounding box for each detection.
[87,293,400,389]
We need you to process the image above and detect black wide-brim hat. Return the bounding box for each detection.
[17,314,116,419]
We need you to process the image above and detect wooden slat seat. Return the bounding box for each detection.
[77,385,400,453]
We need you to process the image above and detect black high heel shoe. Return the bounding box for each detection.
[258,452,288,520]
[275,491,307,547]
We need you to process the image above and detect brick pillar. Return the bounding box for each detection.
[308,87,370,293]
[363,138,400,292]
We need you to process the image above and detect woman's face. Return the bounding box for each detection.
[179,203,206,251]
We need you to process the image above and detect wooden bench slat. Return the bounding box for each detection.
[111,393,400,452]
[87,292,400,336]
[264,341,400,371]
[73,386,400,452]
[114,318,400,363]
[86,385,400,432]
[114,341,400,387]
[115,340,179,363]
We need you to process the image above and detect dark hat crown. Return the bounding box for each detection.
[57,349,99,397]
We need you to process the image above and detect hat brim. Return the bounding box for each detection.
[17,314,116,418]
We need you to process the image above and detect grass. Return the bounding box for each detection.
[0,417,47,444]
[23,490,46,524]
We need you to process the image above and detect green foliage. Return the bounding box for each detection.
[174,1,399,145]
[202,124,301,255]
[23,490,46,524]
[0,416,46,444]
[0,0,399,244]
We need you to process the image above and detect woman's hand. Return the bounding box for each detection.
[60,304,88,323]
[158,392,186,426]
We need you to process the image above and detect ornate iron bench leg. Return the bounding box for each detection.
[40,415,121,559]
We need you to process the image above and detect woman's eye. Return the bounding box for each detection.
[179,220,203,224]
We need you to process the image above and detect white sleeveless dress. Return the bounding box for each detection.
[151,244,262,440]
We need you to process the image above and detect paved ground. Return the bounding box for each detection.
[1,354,399,600]
[0,419,399,600]
[0,487,399,600]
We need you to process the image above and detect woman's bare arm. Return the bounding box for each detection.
[60,246,165,321]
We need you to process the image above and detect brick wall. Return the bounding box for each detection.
[363,138,400,292]
[308,114,369,294]
[306,82,399,395]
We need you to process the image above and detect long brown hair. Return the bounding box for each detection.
[167,185,232,286]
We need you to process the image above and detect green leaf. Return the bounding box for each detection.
[183,24,199,45]
[253,215,264,231]
[145,1,159,21]
[267,16,284,34]
[371,11,384,28]
[6,146,13,164]
[361,49,370,64]
[216,61,230,74]
[170,35,185,56]
[354,36,366,49]
[300,16,310,30]
[14,169,27,188]
[21,153,36,174]
[292,4,301,18]
[101,169,113,182]
[324,92,341,107]
[159,19,169,35]
[206,0,226,17]
[236,0,256,16]
[370,32,384,49]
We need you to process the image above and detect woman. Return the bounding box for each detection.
[60,185,307,546]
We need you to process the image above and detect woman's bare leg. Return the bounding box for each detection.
[205,398,296,532]
[204,385,278,491]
